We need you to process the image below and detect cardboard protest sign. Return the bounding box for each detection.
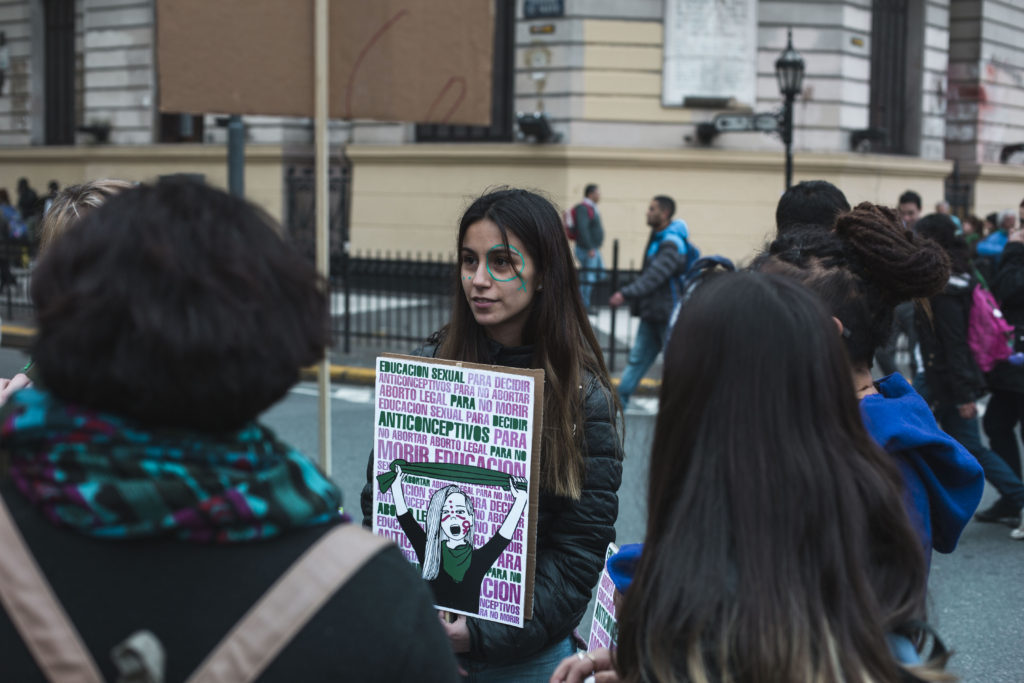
[371,353,543,626]
[155,0,493,125]
[587,542,620,651]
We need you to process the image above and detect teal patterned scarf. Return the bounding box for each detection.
[1,388,341,543]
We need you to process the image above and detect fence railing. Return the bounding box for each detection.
[1,264,35,325]
[334,239,641,372]
[2,241,643,373]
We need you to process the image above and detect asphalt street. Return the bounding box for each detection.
[263,382,1022,683]
[0,347,1019,681]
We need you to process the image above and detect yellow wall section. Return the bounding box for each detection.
[582,20,662,46]
[971,164,1024,217]
[582,96,694,123]
[579,19,684,123]
[584,71,661,97]
[582,45,662,72]
[346,145,957,266]
[8,144,1010,269]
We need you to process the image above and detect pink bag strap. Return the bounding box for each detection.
[186,523,390,683]
[0,491,104,683]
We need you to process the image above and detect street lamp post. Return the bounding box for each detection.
[775,29,805,191]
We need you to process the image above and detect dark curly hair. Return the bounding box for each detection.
[31,178,329,432]
[775,179,851,234]
[753,202,950,367]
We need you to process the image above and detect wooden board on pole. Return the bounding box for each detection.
[156,0,494,126]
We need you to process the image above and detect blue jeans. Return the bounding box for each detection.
[575,245,604,308]
[459,637,574,682]
[934,404,1024,509]
[618,319,667,407]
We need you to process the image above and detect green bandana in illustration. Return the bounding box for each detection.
[442,542,473,582]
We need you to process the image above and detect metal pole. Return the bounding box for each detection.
[227,115,245,197]
[783,92,795,191]
[315,0,332,476]
[608,239,619,374]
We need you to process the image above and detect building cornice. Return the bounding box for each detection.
[0,144,288,163]
[345,144,953,177]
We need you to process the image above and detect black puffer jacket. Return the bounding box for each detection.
[360,339,623,665]
[620,235,686,323]
[987,242,1024,393]
[914,272,987,409]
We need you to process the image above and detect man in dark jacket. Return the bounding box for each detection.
[981,230,1024,528]
[609,195,690,406]
[573,183,604,309]
[915,213,1024,537]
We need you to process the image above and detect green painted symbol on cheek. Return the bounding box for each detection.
[487,244,527,292]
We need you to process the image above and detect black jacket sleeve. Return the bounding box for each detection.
[925,292,986,405]
[464,375,623,663]
[620,241,683,301]
[993,243,1024,315]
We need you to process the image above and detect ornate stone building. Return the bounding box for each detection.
[1,0,1022,260]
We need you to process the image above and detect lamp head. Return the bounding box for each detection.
[775,29,805,98]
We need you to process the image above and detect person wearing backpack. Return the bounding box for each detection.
[0,180,459,682]
[980,225,1024,535]
[915,213,1024,538]
[570,184,604,310]
[609,195,692,407]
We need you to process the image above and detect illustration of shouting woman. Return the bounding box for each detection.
[390,464,529,614]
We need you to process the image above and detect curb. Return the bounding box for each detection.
[1,324,35,350]
[3,324,661,397]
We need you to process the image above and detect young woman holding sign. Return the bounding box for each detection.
[362,187,624,679]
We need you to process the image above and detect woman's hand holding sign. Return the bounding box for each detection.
[549,647,619,683]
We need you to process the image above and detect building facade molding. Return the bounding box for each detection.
[346,143,954,177]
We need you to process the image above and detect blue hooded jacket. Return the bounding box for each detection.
[607,374,984,593]
[976,229,1008,261]
[858,373,984,555]
[644,218,690,262]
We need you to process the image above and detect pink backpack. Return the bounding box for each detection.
[967,284,1014,372]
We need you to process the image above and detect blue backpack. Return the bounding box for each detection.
[668,255,736,330]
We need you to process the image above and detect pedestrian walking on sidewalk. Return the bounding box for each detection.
[571,183,604,309]
[915,213,1024,540]
[609,195,693,407]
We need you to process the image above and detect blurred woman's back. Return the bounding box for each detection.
[0,179,458,682]
[615,272,948,683]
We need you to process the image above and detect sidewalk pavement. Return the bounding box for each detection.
[0,323,662,396]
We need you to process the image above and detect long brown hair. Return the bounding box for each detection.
[435,188,619,499]
[616,272,945,682]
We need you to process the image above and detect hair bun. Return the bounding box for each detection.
[834,202,950,304]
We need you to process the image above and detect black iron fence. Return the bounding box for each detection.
[3,241,643,373]
[0,237,35,324]
[334,240,642,372]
